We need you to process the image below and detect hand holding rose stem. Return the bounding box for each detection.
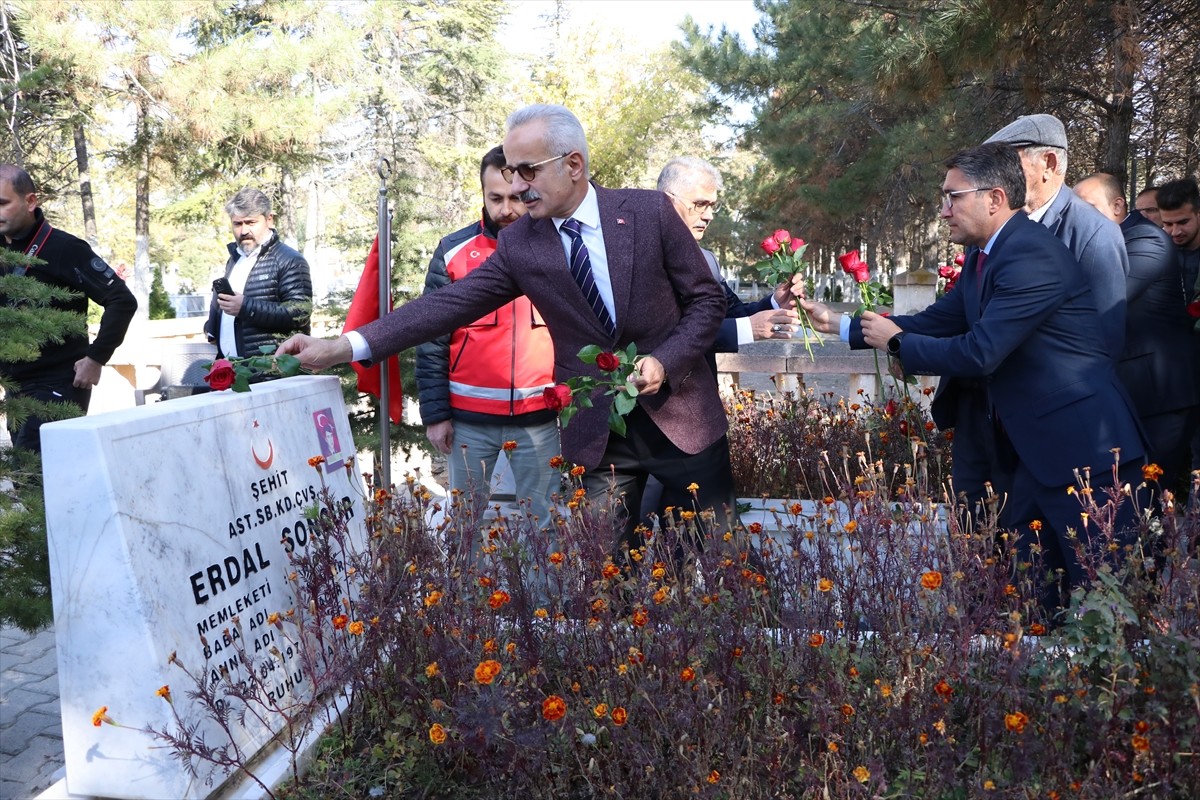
[755,229,823,360]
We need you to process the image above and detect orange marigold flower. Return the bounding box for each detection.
[426,662,440,678]
[880,684,893,698]
[1029,623,1047,636]
[601,562,621,580]
[429,723,447,745]
[549,455,565,468]
[1004,711,1029,734]
[707,770,720,784]
[156,685,171,703]
[548,551,565,565]
[570,465,586,477]
[332,614,349,630]
[502,440,518,452]
[747,522,763,535]
[809,633,825,647]
[542,694,567,721]
[840,703,855,717]
[687,482,700,492]
[934,680,953,700]
[348,620,365,636]
[1131,734,1150,752]
[731,646,743,658]
[853,766,870,783]
[773,693,784,705]
[1134,720,1150,734]
[918,733,929,745]
[631,607,649,627]
[1004,584,1017,597]
[593,702,609,718]
[488,590,511,609]
[652,587,669,604]
[680,666,696,682]
[1142,463,1164,482]
[823,495,835,505]
[1029,519,1043,531]
[478,575,493,588]
[611,706,628,725]
[920,571,943,590]
[628,648,645,664]
[817,577,834,592]
[474,659,502,685]
[308,455,326,467]
[534,608,549,619]
[843,520,857,533]
[91,706,113,727]
[925,421,935,431]
[424,590,443,607]
[789,502,803,514]
[483,638,498,653]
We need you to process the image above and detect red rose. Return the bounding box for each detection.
[761,236,781,256]
[791,237,806,253]
[595,351,620,372]
[838,250,871,283]
[884,399,897,417]
[543,384,573,411]
[204,359,236,391]
[773,229,792,245]
[937,265,959,280]
[1188,300,1200,319]
[953,252,966,266]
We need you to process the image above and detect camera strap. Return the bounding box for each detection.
[14,220,53,276]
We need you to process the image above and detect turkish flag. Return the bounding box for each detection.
[342,236,403,423]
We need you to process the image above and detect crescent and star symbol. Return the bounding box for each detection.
[251,418,275,469]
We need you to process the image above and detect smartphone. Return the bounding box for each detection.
[212,277,234,296]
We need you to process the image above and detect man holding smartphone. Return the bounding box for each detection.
[205,187,312,362]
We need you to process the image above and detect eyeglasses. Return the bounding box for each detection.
[941,187,991,210]
[500,153,569,183]
[666,192,721,214]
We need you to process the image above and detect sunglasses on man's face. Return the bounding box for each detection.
[500,153,570,183]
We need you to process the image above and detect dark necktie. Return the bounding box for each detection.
[561,218,615,336]
[975,250,988,298]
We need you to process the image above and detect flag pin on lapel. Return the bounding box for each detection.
[617,218,626,224]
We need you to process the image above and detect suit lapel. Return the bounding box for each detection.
[529,214,612,340]
[597,188,634,338]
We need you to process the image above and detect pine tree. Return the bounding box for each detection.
[148,265,175,320]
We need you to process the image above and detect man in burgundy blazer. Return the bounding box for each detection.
[279,104,731,557]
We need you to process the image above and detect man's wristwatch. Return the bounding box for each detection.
[886,332,906,355]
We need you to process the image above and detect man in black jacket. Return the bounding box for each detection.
[206,187,312,360]
[0,164,137,451]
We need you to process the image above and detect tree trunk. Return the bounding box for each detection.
[132,87,151,321]
[1184,47,1200,176]
[73,123,98,246]
[1101,0,1139,186]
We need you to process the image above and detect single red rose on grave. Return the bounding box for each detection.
[791,237,806,253]
[953,252,966,266]
[543,384,572,411]
[1188,300,1200,319]
[884,399,897,418]
[838,250,871,283]
[204,359,236,391]
[773,229,792,245]
[761,236,781,256]
[595,351,620,372]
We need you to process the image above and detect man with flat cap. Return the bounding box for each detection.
[932,114,1131,516]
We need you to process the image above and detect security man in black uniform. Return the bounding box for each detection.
[0,164,137,451]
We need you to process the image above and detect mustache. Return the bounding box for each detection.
[519,189,540,204]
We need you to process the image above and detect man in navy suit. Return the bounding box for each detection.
[800,143,1147,612]
[1074,172,1199,494]
[279,104,732,560]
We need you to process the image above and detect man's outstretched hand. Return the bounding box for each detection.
[276,335,354,372]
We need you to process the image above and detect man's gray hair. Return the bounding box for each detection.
[506,104,589,171]
[225,187,272,218]
[1023,145,1068,176]
[657,157,723,194]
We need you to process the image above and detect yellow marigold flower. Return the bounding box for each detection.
[1054,694,1068,704]
[817,577,834,592]
[593,703,609,718]
[474,659,502,685]
[933,719,946,735]
[611,706,628,725]
[651,562,666,580]
[307,455,325,468]
[501,440,518,452]
[652,587,669,605]
[424,590,443,607]
[429,723,447,745]
[156,685,171,703]
[853,766,869,783]
[488,590,511,609]
[1004,711,1029,734]
[707,770,720,784]
[687,482,700,492]
[267,612,280,626]
[681,510,696,522]
[426,662,439,678]
[982,780,995,791]
[617,663,628,675]
[1131,734,1150,752]
[880,684,892,698]
[808,633,825,648]
[920,571,943,590]
[534,607,549,619]
[843,521,857,533]
[91,706,114,727]
[542,695,567,721]
[348,620,365,636]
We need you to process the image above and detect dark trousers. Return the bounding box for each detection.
[1141,406,1198,497]
[583,406,736,559]
[5,367,90,453]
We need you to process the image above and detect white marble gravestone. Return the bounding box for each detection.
[42,376,366,800]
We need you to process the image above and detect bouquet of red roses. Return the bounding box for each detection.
[752,228,822,360]
[937,252,965,295]
[543,343,640,436]
[838,249,892,314]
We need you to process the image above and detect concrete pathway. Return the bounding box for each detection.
[0,625,63,800]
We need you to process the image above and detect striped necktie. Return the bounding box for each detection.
[561,218,615,336]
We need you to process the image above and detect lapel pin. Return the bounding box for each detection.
[616,218,626,224]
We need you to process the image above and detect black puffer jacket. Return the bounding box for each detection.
[205,231,312,358]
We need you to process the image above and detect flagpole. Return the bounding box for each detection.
[376,159,393,488]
